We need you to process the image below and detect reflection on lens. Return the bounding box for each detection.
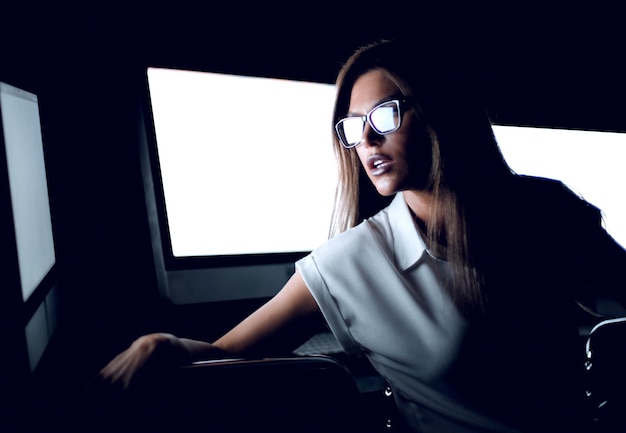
[371,105,397,133]
[342,117,365,146]
[335,100,403,148]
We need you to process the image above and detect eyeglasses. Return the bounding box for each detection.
[335,99,406,149]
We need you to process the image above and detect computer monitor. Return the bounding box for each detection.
[142,68,625,305]
[0,82,56,302]
[142,68,337,304]
[0,81,58,371]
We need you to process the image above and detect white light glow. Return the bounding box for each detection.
[494,125,626,248]
[148,68,338,257]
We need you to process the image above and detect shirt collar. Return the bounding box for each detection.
[388,192,428,271]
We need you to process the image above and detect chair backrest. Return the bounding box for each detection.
[584,316,626,430]
[95,355,365,433]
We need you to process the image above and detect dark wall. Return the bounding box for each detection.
[1,9,162,431]
[1,3,624,431]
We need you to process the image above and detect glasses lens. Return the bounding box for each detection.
[336,100,403,148]
[370,101,400,134]
[338,117,365,147]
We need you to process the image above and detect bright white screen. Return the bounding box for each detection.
[0,83,56,301]
[147,68,338,257]
[147,70,625,258]
[494,125,626,248]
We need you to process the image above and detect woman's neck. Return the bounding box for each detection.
[402,190,434,226]
[403,189,448,259]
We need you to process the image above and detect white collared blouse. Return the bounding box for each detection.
[297,193,519,432]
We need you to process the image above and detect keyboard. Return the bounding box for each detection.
[293,331,344,355]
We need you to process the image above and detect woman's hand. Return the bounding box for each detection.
[97,333,191,391]
[97,333,228,391]
[96,271,321,391]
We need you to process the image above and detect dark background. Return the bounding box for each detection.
[1,2,624,431]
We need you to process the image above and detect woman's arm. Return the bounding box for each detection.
[212,270,323,356]
[98,271,323,389]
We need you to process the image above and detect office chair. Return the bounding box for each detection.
[583,316,626,431]
[86,354,377,433]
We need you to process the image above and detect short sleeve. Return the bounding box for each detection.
[296,253,362,354]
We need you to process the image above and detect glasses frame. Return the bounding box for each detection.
[335,99,406,149]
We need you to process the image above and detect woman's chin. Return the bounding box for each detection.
[373,180,398,197]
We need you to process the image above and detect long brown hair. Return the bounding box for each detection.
[329,39,514,312]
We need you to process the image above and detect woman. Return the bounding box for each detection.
[100,39,626,432]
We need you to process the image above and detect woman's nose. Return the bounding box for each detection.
[360,122,382,147]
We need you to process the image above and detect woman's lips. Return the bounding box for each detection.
[367,154,394,176]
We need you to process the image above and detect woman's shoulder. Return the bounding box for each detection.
[512,174,570,195]
[512,175,598,211]
[311,197,400,261]
[507,174,603,233]
[325,207,393,249]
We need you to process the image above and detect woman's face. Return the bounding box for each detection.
[347,69,432,196]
